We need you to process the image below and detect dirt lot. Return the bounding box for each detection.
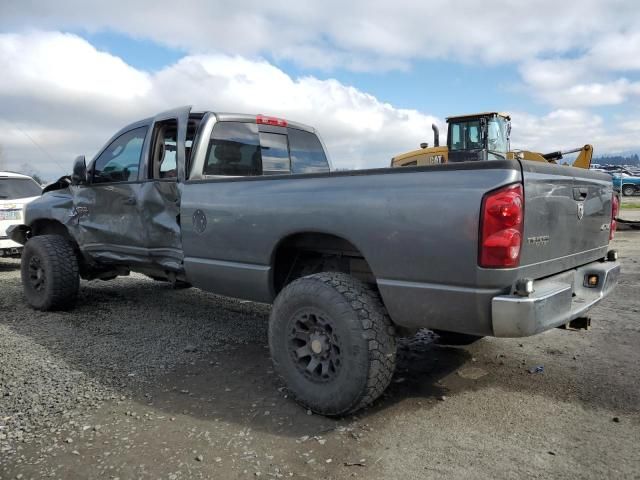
[1,231,639,480]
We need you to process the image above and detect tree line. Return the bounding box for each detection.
[592,153,640,166]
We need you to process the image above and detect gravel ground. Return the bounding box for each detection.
[0,270,269,454]
[1,231,639,479]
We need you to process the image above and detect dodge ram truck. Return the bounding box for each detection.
[9,106,621,416]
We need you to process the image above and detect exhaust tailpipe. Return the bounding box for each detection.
[432,124,440,147]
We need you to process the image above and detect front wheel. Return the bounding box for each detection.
[622,185,636,197]
[21,235,79,311]
[269,272,396,416]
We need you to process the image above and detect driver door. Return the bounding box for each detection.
[73,125,149,263]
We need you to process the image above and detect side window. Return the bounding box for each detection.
[259,132,290,175]
[93,127,147,183]
[451,124,462,150]
[151,120,178,180]
[204,122,261,176]
[467,122,481,148]
[288,129,329,174]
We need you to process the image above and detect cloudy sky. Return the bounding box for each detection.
[0,0,639,179]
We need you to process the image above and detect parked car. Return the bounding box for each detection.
[610,171,640,196]
[0,171,42,257]
[8,107,620,415]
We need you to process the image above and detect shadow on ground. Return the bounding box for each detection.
[2,253,639,442]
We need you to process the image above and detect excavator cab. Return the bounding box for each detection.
[447,112,511,163]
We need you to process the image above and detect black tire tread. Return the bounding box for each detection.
[271,272,396,415]
[21,234,79,311]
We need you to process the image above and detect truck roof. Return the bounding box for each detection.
[119,111,317,135]
[210,112,316,133]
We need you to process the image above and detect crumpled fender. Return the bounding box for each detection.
[42,175,72,194]
[7,224,29,245]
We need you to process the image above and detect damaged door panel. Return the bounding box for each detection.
[73,125,149,264]
[138,180,182,270]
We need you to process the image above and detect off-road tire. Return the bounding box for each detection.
[622,185,636,197]
[21,234,79,311]
[269,272,396,416]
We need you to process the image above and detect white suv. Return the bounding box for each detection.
[1,172,42,257]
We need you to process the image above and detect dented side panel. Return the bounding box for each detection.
[73,182,147,258]
[139,180,183,270]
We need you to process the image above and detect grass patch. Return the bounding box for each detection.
[620,202,640,209]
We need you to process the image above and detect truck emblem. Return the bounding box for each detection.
[527,235,550,246]
[577,203,584,220]
[192,209,207,234]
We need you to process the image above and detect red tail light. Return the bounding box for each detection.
[479,183,524,268]
[256,114,287,127]
[610,193,619,241]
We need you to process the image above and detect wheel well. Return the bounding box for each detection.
[272,232,375,294]
[30,220,84,268]
[31,219,74,240]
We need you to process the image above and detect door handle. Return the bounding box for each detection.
[123,196,137,205]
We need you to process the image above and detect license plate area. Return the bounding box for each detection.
[0,210,21,221]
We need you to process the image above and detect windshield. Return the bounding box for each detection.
[0,177,42,200]
[487,116,509,158]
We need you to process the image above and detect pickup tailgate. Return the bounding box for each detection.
[519,160,613,278]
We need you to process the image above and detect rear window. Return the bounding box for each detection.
[204,122,261,176]
[288,128,330,173]
[0,178,42,200]
[203,121,329,176]
[259,132,290,175]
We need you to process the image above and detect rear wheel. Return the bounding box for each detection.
[21,235,79,311]
[622,185,636,196]
[269,272,396,416]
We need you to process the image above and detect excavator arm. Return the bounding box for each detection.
[508,145,593,169]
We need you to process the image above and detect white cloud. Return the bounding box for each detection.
[511,109,640,155]
[0,30,638,180]
[0,31,439,178]
[2,0,638,71]
[2,0,639,113]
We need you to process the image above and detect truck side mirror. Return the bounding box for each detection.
[71,155,87,185]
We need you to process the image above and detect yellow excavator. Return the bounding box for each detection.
[391,112,593,169]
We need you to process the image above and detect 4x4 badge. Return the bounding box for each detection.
[577,203,584,220]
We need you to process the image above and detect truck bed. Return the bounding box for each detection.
[180,159,615,336]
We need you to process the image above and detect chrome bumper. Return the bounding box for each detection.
[492,259,621,337]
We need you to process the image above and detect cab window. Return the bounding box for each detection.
[204,122,261,176]
[260,132,290,175]
[202,121,329,176]
[93,127,147,183]
[450,120,481,151]
[288,128,330,173]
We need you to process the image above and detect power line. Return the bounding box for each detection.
[13,124,66,172]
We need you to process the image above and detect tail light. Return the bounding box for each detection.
[610,193,619,241]
[256,114,287,127]
[479,183,524,268]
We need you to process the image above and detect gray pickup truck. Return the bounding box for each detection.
[9,106,620,415]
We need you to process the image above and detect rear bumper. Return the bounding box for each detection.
[492,259,620,337]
